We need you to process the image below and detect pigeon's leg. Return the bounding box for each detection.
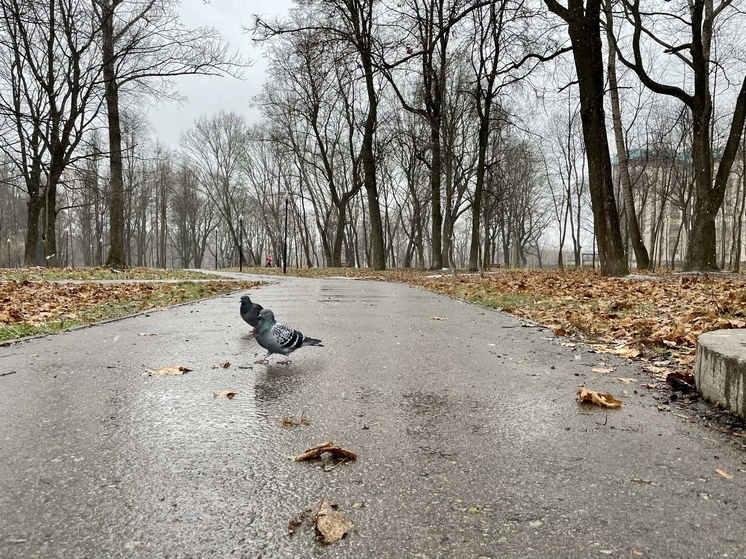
[255,351,272,364]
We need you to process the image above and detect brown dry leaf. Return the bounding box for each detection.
[292,441,357,462]
[577,387,623,408]
[145,365,192,376]
[715,468,734,480]
[592,367,615,374]
[607,347,641,359]
[614,378,637,384]
[633,550,645,556]
[282,412,310,427]
[429,316,447,321]
[213,390,238,399]
[211,362,231,369]
[288,498,353,544]
[316,500,354,544]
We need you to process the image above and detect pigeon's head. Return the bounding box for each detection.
[258,308,275,322]
[240,295,251,304]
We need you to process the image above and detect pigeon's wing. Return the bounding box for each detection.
[271,323,304,351]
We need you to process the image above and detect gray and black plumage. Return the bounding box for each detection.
[254,308,323,364]
[240,295,263,329]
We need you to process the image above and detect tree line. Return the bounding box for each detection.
[0,0,744,276]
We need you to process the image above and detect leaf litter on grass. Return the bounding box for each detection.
[0,276,260,341]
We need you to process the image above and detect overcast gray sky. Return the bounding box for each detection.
[146,0,292,148]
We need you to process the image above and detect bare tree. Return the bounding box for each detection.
[603,0,649,268]
[0,0,103,266]
[91,0,244,268]
[255,0,386,269]
[543,0,629,276]
[181,111,254,266]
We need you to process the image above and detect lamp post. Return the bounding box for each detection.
[99,237,103,267]
[283,193,290,274]
[215,229,218,270]
[239,215,244,272]
[6,238,10,268]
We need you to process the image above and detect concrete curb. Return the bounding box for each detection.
[695,329,746,419]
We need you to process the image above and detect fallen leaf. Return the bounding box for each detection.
[592,367,615,374]
[429,316,447,321]
[288,498,353,544]
[145,365,192,376]
[211,361,231,369]
[633,550,645,557]
[666,372,695,393]
[282,412,310,427]
[316,501,354,544]
[292,441,357,462]
[608,347,641,359]
[213,390,238,399]
[577,387,623,408]
[614,377,636,384]
[715,468,734,480]
[138,333,158,337]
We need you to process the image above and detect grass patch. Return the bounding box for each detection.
[0,267,215,282]
[463,292,537,311]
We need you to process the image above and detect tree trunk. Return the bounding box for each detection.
[24,195,42,267]
[430,123,443,269]
[546,0,628,276]
[43,183,59,267]
[469,118,489,271]
[360,42,385,270]
[604,0,649,269]
[101,0,125,268]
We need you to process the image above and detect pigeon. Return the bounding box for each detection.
[240,295,263,330]
[254,308,323,364]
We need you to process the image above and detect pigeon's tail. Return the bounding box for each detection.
[301,336,323,347]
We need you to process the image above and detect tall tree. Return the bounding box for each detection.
[380,0,472,269]
[181,111,255,266]
[603,0,649,269]
[91,0,243,268]
[255,0,386,269]
[543,0,629,276]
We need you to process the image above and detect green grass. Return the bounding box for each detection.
[467,292,538,311]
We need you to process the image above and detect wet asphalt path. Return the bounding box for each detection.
[1,273,745,559]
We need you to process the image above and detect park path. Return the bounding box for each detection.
[1,273,745,559]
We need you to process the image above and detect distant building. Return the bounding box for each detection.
[612,147,744,270]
